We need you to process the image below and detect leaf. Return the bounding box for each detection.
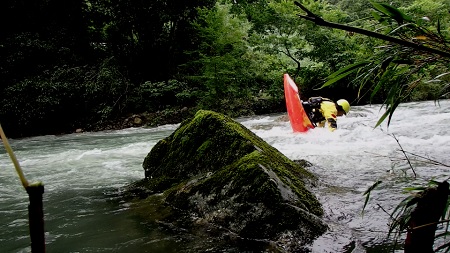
[356,62,381,99]
[370,72,389,101]
[374,81,404,128]
[363,180,383,196]
[380,56,394,71]
[357,77,370,98]
[391,195,417,217]
[369,1,412,24]
[388,194,419,238]
[319,72,355,89]
[374,108,390,128]
[370,79,385,102]
[428,180,440,186]
[369,62,397,102]
[390,23,415,36]
[319,61,369,89]
[386,99,401,126]
[442,194,450,221]
[403,187,427,192]
[432,72,450,80]
[437,18,442,35]
[414,35,427,40]
[328,61,370,79]
[371,11,383,23]
[362,180,383,215]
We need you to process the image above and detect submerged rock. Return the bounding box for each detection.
[129,110,327,252]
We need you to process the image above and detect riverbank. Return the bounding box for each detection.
[1,97,285,139]
[75,97,286,135]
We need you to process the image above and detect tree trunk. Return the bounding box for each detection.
[404,181,449,253]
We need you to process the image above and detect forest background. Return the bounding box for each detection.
[1,0,448,138]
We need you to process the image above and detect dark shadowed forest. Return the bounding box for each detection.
[1,0,448,137]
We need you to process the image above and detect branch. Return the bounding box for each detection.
[293,1,450,59]
[391,133,417,178]
[410,219,450,231]
[404,151,450,168]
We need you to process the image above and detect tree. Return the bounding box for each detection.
[295,0,450,125]
[88,0,216,83]
[0,0,90,89]
[187,3,254,109]
[241,0,366,100]
[294,0,450,251]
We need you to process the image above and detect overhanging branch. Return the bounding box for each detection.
[294,1,450,59]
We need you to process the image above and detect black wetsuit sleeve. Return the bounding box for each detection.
[327,118,337,129]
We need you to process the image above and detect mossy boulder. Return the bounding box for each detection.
[134,110,327,251]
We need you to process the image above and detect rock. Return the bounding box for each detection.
[130,110,327,252]
[133,116,143,125]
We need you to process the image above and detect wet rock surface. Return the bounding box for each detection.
[127,110,327,252]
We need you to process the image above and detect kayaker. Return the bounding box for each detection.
[302,97,350,131]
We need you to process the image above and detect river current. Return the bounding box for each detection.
[1,100,450,252]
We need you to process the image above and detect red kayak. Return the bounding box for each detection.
[283,74,314,132]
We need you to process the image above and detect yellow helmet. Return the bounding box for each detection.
[337,99,350,114]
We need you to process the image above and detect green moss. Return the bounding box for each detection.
[196,139,211,154]
[134,110,327,244]
[144,110,256,179]
[131,193,174,221]
[142,110,322,210]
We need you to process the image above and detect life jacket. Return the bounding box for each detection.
[303,97,333,126]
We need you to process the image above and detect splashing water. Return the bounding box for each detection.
[1,100,449,252]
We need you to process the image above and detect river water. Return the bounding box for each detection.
[1,100,450,252]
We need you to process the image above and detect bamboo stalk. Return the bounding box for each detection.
[0,123,29,188]
[0,123,45,252]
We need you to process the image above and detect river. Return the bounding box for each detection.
[1,100,450,252]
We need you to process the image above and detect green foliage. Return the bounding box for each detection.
[317,2,450,250]
[362,180,383,216]
[409,80,446,101]
[370,1,413,24]
[322,1,450,125]
[248,0,366,99]
[321,61,371,89]
[76,0,216,83]
[385,180,450,251]
[2,0,449,137]
[187,3,258,111]
[0,58,131,137]
[130,79,196,112]
[401,0,450,35]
